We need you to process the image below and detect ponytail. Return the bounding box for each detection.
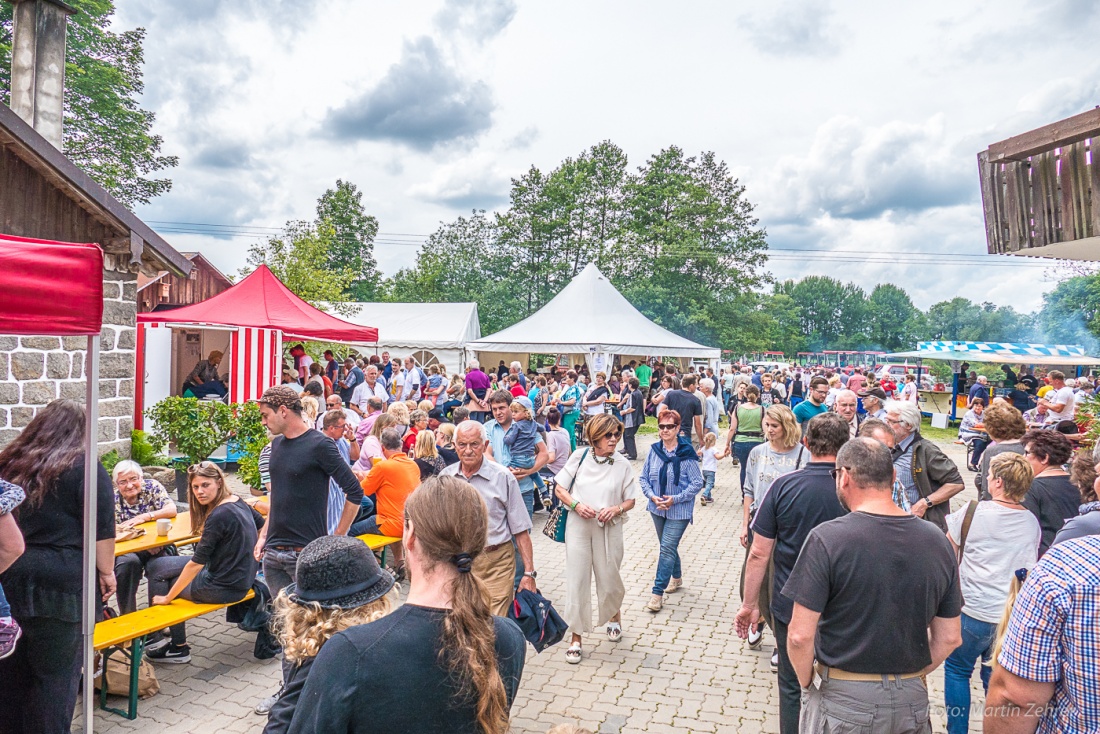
[404,476,510,734]
[992,568,1028,663]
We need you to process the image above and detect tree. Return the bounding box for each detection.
[775,276,866,349]
[0,0,177,207]
[1037,276,1100,351]
[866,284,920,350]
[315,180,381,299]
[244,220,358,316]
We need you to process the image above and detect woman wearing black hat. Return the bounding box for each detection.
[264,535,397,734]
[288,476,526,734]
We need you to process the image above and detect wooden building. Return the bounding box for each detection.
[137,252,233,313]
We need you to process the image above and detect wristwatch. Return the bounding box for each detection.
[923,497,934,508]
[523,570,538,579]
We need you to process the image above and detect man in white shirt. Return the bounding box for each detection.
[1040,370,1076,423]
[400,356,426,402]
[316,395,360,430]
[350,365,390,415]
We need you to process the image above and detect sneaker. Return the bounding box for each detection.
[645,594,664,612]
[665,577,683,593]
[146,643,191,664]
[144,631,171,653]
[254,692,280,716]
[699,496,711,506]
[0,618,21,660]
[770,648,779,670]
[747,624,763,650]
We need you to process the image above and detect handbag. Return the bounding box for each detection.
[541,449,589,543]
[94,609,160,699]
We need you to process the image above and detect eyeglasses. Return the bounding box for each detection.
[829,466,851,480]
[602,430,623,440]
[188,460,216,474]
[658,424,678,430]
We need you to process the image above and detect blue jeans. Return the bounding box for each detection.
[0,581,9,618]
[650,514,690,595]
[702,470,716,500]
[733,440,763,492]
[944,612,997,734]
[510,454,545,491]
[350,514,382,537]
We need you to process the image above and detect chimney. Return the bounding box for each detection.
[7,0,75,149]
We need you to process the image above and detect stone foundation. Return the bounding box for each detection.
[0,253,137,455]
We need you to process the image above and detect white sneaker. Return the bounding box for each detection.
[645,594,663,612]
[255,692,280,715]
[771,648,779,670]
[665,577,683,593]
[747,625,763,650]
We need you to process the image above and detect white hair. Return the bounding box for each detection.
[468,358,480,370]
[699,377,715,391]
[112,459,143,482]
[885,400,922,431]
[455,420,487,441]
[510,361,522,370]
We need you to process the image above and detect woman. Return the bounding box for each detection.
[739,405,804,547]
[824,374,842,407]
[558,371,584,451]
[943,453,1040,734]
[1019,429,1078,556]
[650,374,674,412]
[435,423,460,466]
[975,402,1028,498]
[464,360,492,423]
[726,385,765,492]
[403,409,428,453]
[582,371,611,419]
[300,381,323,426]
[958,398,989,471]
[265,535,397,734]
[387,401,411,437]
[788,372,804,408]
[0,400,115,733]
[287,476,526,733]
[1053,450,1100,544]
[554,415,638,664]
[441,374,466,420]
[354,414,398,471]
[413,430,446,479]
[146,462,264,663]
[112,460,178,614]
[638,410,704,613]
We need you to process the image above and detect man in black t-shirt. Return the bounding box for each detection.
[662,375,704,441]
[734,413,849,734]
[783,438,962,733]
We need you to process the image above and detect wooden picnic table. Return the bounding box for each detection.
[114,512,199,556]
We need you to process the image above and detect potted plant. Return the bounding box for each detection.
[146,397,237,499]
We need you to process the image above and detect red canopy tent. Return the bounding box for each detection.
[0,234,103,733]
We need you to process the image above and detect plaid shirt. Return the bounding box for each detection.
[114,478,174,523]
[998,534,1100,734]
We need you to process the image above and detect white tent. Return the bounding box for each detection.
[467,263,720,374]
[333,302,481,374]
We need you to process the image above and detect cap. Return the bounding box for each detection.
[859,387,888,401]
[286,536,395,610]
[513,395,534,413]
[257,385,302,410]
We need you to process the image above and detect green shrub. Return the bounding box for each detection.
[100,449,122,475]
[130,429,169,466]
[145,397,237,467]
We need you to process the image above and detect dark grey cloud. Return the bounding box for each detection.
[427,189,509,210]
[324,37,495,151]
[191,141,254,170]
[434,0,518,43]
[741,0,841,58]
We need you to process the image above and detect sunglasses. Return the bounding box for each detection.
[829,466,850,480]
[188,460,217,474]
[602,430,623,440]
[658,424,678,430]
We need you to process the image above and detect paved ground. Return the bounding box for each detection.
[77,434,984,733]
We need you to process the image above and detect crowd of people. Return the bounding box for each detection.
[0,349,1097,733]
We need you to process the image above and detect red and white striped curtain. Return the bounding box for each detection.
[229,327,281,403]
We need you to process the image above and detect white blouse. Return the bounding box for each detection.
[555,448,639,521]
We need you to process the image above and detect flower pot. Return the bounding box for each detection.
[174,469,189,501]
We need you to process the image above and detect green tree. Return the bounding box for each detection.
[244,220,358,316]
[775,276,866,349]
[315,179,380,299]
[0,0,177,207]
[1037,276,1100,351]
[866,283,920,350]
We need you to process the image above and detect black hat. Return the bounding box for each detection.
[859,387,888,401]
[286,536,395,610]
[427,407,446,422]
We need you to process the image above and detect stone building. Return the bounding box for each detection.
[0,0,189,453]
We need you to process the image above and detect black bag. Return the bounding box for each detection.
[508,588,568,652]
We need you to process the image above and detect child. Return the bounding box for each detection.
[504,397,547,495]
[0,478,26,659]
[698,433,725,506]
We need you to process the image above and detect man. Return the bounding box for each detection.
[316,394,360,431]
[1000,363,1018,388]
[337,357,364,406]
[289,344,313,385]
[1039,370,1075,423]
[886,400,965,531]
[751,367,765,389]
[182,350,226,398]
[634,360,653,398]
[858,386,888,419]
[662,374,705,442]
[784,438,963,733]
[509,361,527,390]
[484,391,549,515]
[858,419,912,511]
[320,410,363,535]
[759,373,784,408]
[957,362,971,391]
[699,378,722,438]
[832,389,862,439]
[323,349,339,386]
[350,365,390,415]
[845,368,865,394]
[969,375,990,406]
[735,413,850,734]
[379,351,393,381]
[354,396,385,451]
[350,428,419,568]
[400,356,427,402]
[442,421,537,616]
[984,535,1099,734]
[794,376,830,426]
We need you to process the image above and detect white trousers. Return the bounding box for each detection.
[562,515,626,634]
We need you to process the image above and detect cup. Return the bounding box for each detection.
[156,518,172,537]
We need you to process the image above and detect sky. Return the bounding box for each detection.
[114,0,1100,312]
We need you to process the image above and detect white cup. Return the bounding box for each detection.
[156,518,171,537]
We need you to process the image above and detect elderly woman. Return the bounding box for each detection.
[1019,429,1078,556]
[113,460,178,614]
[639,410,704,614]
[554,414,638,664]
[975,402,1027,497]
[958,397,989,471]
[403,409,428,453]
[885,400,965,531]
[582,371,611,418]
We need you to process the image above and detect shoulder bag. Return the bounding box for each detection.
[542,449,588,543]
[956,500,978,563]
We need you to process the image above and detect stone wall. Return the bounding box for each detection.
[0,253,137,456]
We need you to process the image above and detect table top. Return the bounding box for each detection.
[356,533,401,551]
[114,512,199,556]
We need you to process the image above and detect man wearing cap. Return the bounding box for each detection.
[484,391,548,516]
[442,420,537,616]
[858,387,888,419]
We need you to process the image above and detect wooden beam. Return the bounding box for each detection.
[987,107,1100,161]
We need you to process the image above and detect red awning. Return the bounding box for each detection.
[0,234,104,336]
[138,264,378,343]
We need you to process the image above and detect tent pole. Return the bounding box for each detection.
[82,334,101,734]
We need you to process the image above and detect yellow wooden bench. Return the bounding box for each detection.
[356,533,401,565]
[94,589,254,719]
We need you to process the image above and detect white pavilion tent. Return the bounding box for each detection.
[467,263,720,374]
[333,301,481,374]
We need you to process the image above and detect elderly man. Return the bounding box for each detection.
[354,397,386,444]
[484,390,549,515]
[968,375,991,407]
[509,360,527,390]
[320,410,363,534]
[337,357,364,406]
[858,386,888,419]
[442,421,537,616]
[316,394,360,431]
[832,389,862,439]
[350,365,390,415]
[699,378,723,438]
[182,350,226,398]
[886,400,965,531]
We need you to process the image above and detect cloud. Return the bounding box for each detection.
[191,141,254,170]
[323,37,495,151]
[741,0,842,58]
[506,126,540,149]
[434,0,518,43]
[762,115,975,222]
[406,156,510,209]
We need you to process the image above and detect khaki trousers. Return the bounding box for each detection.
[474,542,517,617]
[562,516,626,634]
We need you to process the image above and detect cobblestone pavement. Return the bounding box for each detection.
[78,434,985,733]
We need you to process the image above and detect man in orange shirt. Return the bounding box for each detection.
[350,427,420,575]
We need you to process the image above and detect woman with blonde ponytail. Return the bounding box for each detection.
[287,475,526,734]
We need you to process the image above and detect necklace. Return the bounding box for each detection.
[593,453,614,465]
[993,498,1024,506]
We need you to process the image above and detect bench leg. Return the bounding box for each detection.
[98,636,145,720]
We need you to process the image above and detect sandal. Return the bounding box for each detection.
[565,643,582,664]
[606,622,622,642]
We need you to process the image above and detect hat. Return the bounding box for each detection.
[513,395,534,413]
[427,407,446,422]
[286,536,395,610]
[257,385,302,410]
[859,387,888,401]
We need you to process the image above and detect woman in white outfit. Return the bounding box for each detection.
[554,413,638,664]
